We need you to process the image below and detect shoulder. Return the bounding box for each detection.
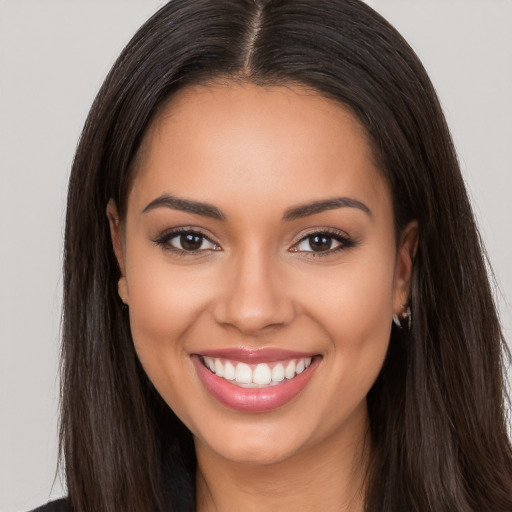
[28,498,71,512]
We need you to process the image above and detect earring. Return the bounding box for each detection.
[393,305,411,330]
[404,306,411,330]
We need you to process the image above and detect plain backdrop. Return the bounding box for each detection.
[0,1,511,511]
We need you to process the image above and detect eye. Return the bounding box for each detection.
[154,229,220,253]
[291,230,354,254]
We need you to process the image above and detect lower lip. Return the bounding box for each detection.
[192,355,320,413]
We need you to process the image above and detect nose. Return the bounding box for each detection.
[212,246,295,336]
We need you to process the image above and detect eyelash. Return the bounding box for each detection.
[290,228,356,257]
[153,228,219,256]
[153,227,355,257]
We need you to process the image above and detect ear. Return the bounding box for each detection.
[392,220,419,315]
[106,199,129,304]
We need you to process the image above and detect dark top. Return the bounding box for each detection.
[30,409,196,512]
[28,444,195,511]
[29,498,70,512]
[29,492,194,512]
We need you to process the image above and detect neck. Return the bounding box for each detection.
[195,408,371,512]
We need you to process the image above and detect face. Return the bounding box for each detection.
[108,83,417,466]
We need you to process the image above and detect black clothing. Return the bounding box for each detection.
[30,400,196,511]
[29,498,70,512]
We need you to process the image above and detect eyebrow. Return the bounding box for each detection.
[142,193,371,222]
[142,194,226,220]
[282,197,371,221]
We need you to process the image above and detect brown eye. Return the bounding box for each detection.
[308,234,333,252]
[291,230,354,255]
[180,233,204,251]
[154,230,219,253]
[295,233,339,253]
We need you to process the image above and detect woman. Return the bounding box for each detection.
[32,0,512,511]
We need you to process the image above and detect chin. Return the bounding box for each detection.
[196,427,308,466]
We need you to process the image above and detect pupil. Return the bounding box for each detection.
[181,233,202,251]
[310,235,332,252]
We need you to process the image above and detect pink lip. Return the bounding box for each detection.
[191,354,320,413]
[195,347,316,364]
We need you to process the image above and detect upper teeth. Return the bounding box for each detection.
[203,357,313,388]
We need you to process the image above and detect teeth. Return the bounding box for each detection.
[235,362,252,384]
[253,364,272,385]
[224,361,235,380]
[214,359,224,377]
[204,357,215,372]
[203,356,314,387]
[285,360,296,379]
[271,363,285,382]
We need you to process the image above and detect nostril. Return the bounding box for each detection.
[212,295,295,334]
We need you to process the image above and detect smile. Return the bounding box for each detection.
[192,350,320,412]
[202,356,313,388]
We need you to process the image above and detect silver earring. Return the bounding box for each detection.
[393,306,411,330]
[404,306,411,330]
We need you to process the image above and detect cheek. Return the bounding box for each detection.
[122,247,215,396]
[297,246,395,392]
[298,247,395,338]
[125,248,211,337]
[123,256,216,428]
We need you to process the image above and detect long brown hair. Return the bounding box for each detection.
[61,1,512,510]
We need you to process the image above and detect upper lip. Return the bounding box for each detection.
[193,348,318,364]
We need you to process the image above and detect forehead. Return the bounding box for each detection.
[128,83,390,217]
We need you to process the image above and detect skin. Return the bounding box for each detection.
[108,83,418,512]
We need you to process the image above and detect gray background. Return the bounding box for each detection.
[1,1,511,511]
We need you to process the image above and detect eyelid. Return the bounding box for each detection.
[152,226,221,254]
[152,226,355,256]
[289,227,355,255]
